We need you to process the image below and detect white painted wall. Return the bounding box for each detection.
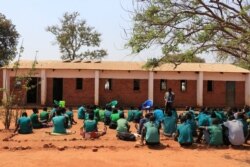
[148,72,154,101]
[204,72,245,81]
[154,71,198,80]
[197,72,203,107]
[99,70,148,79]
[2,69,10,102]
[94,70,100,105]
[40,70,47,105]
[245,73,250,105]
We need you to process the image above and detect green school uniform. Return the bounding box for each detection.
[84,120,97,132]
[52,116,66,134]
[30,113,42,129]
[145,122,160,143]
[116,118,129,133]
[207,125,223,146]
[162,115,177,135]
[110,113,120,122]
[127,110,135,122]
[40,111,49,122]
[99,109,105,122]
[177,123,193,144]
[18,117,32,134]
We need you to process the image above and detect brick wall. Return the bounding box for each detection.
[9,77,27,105]
[154,80,197,108]
[63,78,94,106]
[46,78,53,105]
[99,79,148,108]
[235,81,245,107]
[203,81,245,107]
[203,81,226,107]
[46,78,94,106]
[154,80,197,107]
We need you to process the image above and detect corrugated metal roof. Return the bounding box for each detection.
[4,60,250,73]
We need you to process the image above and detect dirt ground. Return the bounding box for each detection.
[0,110,249,167]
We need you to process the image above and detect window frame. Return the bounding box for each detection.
[104,79,112,91]
[133,79,140,91]
[207,80,213,92]
[76,78,83,90]
[160,79,167,91]
[180,80,187,92]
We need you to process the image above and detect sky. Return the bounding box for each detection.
[0,0,215,62]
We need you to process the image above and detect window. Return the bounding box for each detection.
[180,80,187,92]
[15,80,22,89]
[105,79,112,90]
[133,79,140,91]
[160,79,167,90]
[207,80,213,92]
[76,78,83,90]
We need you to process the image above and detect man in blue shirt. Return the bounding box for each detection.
[14,112,32,134]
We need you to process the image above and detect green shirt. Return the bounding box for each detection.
[30,113,42,129]
[18,117,32,134]
[145,122,159,143]
[207,125,223,146]
[110,113,120,122]
[162,115,177,135]
[177,123,193,144]
[116,118,129,132]
[127,110,135,122]
[134,110,142,120]
[52,116,66,134]
[84,120,97,132]
[40,111,49,121]
[99,109,105,122]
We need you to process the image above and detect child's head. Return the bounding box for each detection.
[145,113,152,119]
[119,112,125,119]
[149,115,155,122]
[43,107,47,112]
[185,112,192,120]
[112,108,118,113]
[56,108,62,115]
[89,112,94,120]
[166,109,172,117]
[68,107,73,111]
[22,112,28,117]
[212,118,219,125]
[32,108,38,114]
[180,115,186,123]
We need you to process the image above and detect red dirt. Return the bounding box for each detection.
[0,111,249,167]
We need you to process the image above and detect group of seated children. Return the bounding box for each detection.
[14,106,77,134]
[14,103,250,148]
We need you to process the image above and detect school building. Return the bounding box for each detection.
[1,60,250,108]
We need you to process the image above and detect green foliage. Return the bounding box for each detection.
[0,45,37,129]
[129,0,250,69]
[47,12,107,60]
[0,13,19,66]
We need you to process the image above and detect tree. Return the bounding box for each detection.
[0,13,19,66]
[0,45,37,129]
[128,0,250,69]
[47,12,107,60]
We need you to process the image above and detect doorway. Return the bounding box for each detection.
[26,77,38,104]
[53,78,63,102]
[226,81,235,107]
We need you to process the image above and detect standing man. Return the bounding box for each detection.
[164,88,175,112]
